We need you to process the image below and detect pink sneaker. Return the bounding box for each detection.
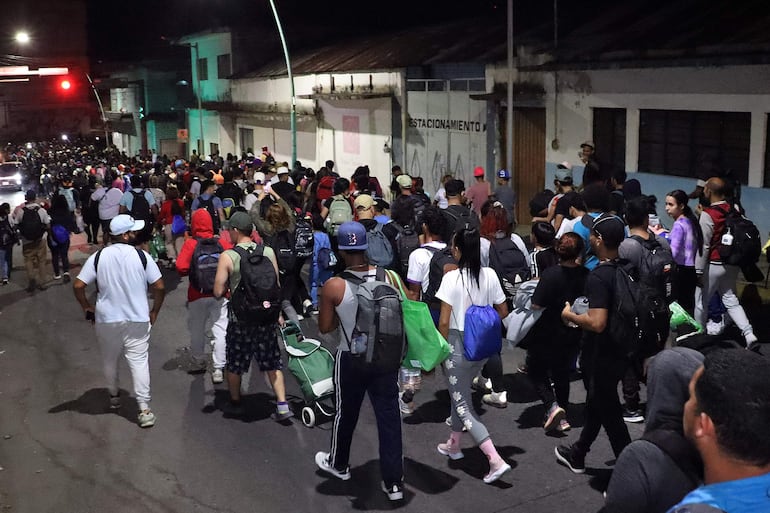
[437,441,464,460]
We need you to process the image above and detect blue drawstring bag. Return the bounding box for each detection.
[171,214,187,236]
[463,304,502,361]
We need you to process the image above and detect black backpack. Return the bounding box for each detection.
[189,237,224,294]
[264,229,296,272]
[630,234,676,301]
[197,196,221,233]
[229,245,281,324]
[0,216,17,246]
[422,246,457,306]
[529,189,555,217]
[392,222,420,276]
[488,237,530,301]
[713,205,761,267]
[442,205,479,242]
[293,215,314,259]
[18,206,46,241]
[129,190,152,221]
[603,260,669,365]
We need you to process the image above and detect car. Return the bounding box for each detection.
[0,162,25,191]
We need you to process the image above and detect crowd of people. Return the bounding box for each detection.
[1,137,768,510]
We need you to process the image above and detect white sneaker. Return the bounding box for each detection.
[53,274,62,280]
[482,391,508,408]
[211,368,224,384]
[314,451,351,480]
[138,409,156,428]
[472,376,492,393]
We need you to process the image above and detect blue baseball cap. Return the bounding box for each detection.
[337,221,367,250]
[497,169,510,179]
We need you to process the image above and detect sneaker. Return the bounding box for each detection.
[557,418,571,432]
[314,451,351,480]
[745,332,759,346]
[471,376,492,392]
[482,391,508,408]
[303,302,318,317]
[1,278,8,286]
[53,274,62,280]
[555,444,585,474]
[437,441,464,460]
[381,482,404,501]
[399,393,414,415]
[274,406,294,421]
[222,401,245,418]
[138,409,156,428]
[109,394,121,410]
[62,272,71,284]
[544,405,567,432]
[483,461,512,484]
[211,368,224,384]
[516,363,528,374]
[623,407,645,423]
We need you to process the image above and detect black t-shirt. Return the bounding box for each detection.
[531,264,588,345]
[583,260,623,357]
[271,181,295,202]
[554,194,572,218]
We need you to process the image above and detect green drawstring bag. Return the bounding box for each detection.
[386,270,451,371]
[150,231,166,261]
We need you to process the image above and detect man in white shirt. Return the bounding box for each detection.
[73,214,166,428]
[91,180,124,245]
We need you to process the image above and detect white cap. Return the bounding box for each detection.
[110,214,145,235]
[254,172,266,184]
[276,166,289,175]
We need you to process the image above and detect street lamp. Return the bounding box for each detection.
[14,31,30,44]
[85,73,110,145]
[269,0,297,166]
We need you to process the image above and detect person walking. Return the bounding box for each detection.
[72,214,166,428]
[47,194,75,282]
[662,189,702,314]
[434,225,511,484]
[314,222,406,501]
[12,189,50,292]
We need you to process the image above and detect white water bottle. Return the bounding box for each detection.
[721,228,734,247]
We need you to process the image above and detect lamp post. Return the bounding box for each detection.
[85,73,109,144]
[190,42,205,158]
[268,0,297,166]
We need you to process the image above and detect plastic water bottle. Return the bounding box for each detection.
[350,331,368,355]
[569,296,589,328]
[721,228,734,247]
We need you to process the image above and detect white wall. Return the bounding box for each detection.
[190,32,232,103]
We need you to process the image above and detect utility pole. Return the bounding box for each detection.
[192,42,205,158]
[85,73,109,145]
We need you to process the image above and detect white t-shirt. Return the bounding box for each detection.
[435,267,505,331]
[556,216,580,238]
[434,187,448,209]
[77,243,162,323]
[407,241,447,293]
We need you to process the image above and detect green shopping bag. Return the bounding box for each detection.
[386,270,451,371]
[150,231,166,261]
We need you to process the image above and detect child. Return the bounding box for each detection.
[529,221,558,279]
[310,213,334,309]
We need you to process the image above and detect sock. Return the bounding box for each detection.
[303,299,312,308]
[277,401,290,413]
[479,439,501,464]
[449,431,462,447]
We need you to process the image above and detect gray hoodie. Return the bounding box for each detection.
[603,348,704,513]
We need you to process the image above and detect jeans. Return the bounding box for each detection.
[49,239,70,276]
[574,344,631,458]
[187,297,228,369]
[694,263,754,338]
[0,247,7,279]
[95,321,152,410]
[329,350,403,486]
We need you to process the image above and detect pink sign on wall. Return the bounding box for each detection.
[342,115,360,154]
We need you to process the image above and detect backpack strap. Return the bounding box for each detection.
[94,246,147,291]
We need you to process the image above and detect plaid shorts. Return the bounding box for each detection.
[225,321,282,374]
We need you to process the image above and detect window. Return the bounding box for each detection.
[217,54,231,79]
[239,128,254,155]
[197,58,208,81]
[406,80,426,92]
[593,108,626,173]
[427,80,446,92]
[638,109,750,183]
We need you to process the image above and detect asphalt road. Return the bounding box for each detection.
[0,229,647,513]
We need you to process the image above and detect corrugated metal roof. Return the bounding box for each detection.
[236,1,770,79]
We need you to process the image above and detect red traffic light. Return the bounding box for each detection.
[60,79,71,90]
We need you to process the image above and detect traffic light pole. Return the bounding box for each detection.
[269,0,297,167]
[86,73,109,145]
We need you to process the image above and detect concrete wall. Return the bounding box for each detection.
[531,64,770,239]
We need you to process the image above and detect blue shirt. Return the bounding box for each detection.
[191,193,223,211]
[571,212,601,270]
[667,472,770,513]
